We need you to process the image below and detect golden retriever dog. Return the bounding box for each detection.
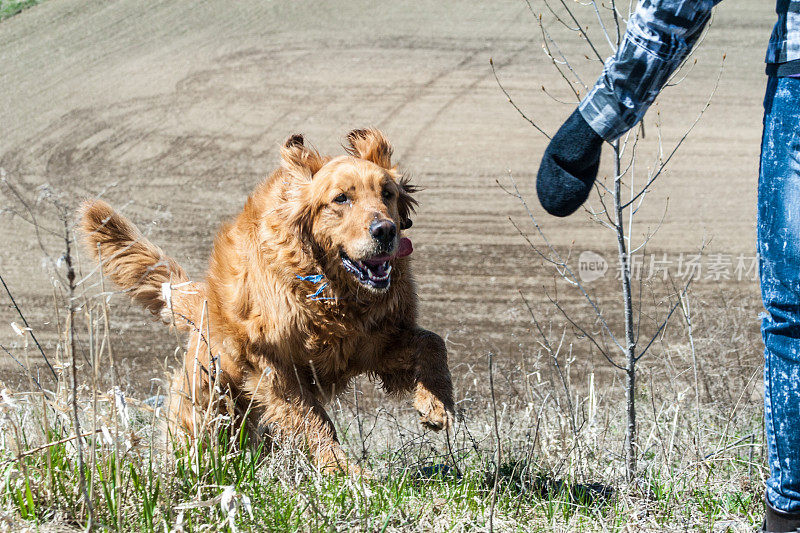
[79,129,454,474]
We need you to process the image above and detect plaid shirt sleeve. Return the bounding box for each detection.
[579,0,722,141]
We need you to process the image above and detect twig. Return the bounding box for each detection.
[539,20,588,98]
[499,174,623,352]
[0,274,58,381]
[672,276,701,458]
[636,277,692,362]
[63,214,93,528]
[488,352,501,533]
[589,0,616,52]
[557,0,605,62]
[0,429,105,466]
[489,58,551,139]
[542,292,624,371]
[622,55,725,209]
[611,0,621,46]
[702,433,756,461]
[527,0,576,31]
[0,344,43,391]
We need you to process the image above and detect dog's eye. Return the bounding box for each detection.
[381,189,394,201]
[333,193,349,204]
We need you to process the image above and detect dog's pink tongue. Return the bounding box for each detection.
[397,237,413,258]
[363,238,414,266]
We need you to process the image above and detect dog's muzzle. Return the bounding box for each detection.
[340,237,412,291]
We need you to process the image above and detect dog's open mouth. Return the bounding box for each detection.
[341,237,413,290]
[341,252,393,289]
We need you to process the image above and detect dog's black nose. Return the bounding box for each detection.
[370,220,396,246]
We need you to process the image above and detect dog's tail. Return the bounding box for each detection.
[79,199,206,332]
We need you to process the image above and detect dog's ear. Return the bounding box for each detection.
[281,134,325,180]
[397,175,419,227]
[284,193,315,236]
[278,134,325,234]
[345,128,393,169]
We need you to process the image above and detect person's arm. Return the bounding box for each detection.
[580,0,721,141]
[537,0,721,217]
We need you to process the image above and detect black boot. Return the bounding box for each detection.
[764,497,800,532]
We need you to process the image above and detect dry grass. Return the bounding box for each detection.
[0,0,767,529]
[0,280,764,532]
[0,180,765,532]
[0,157,766,533]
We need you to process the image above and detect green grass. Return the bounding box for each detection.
[0,392,763,532]
[0,0,43,20]
[0,223,766,531]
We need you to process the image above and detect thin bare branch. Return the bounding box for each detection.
[611,0,622,46]
[490,58,551,139]
[0,274,58,381]
[589,0,616,52]
[544,291,625,371]
[501,174,624,351]
[0,429,105,466]
[0,344,43,391]
[623,55,725,209]
[530,0,579,31]
[540,21,588,96]
[636,277,693,362]
[541,85,576,105]
[557,0,605,62]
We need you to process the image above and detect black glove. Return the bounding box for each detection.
[536,108,604,217]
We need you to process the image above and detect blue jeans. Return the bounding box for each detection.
[760,75,800,513]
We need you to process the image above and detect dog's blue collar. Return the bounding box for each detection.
[296,274,336,301]
[296,274,324,284]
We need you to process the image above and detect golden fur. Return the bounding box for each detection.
[79,129,454,473]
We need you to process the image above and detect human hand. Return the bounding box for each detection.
[536,108,604,217]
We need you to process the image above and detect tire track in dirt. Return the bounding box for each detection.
[398,40,537,161]
[0,1,771,395]
[376,3,528,133]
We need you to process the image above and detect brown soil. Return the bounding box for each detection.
[0,1,773,398]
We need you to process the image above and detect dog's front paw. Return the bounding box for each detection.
[413,385,453,431]
[318,446,372,478]
[321,460,372,479]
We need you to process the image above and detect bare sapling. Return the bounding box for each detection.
[492,0,722,481]
[61,204,94,528]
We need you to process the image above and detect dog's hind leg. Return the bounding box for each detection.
[243,367,364,475]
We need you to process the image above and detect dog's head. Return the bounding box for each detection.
[280,129,417,293]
